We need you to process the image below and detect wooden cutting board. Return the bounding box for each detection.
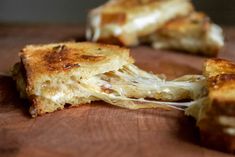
[0,24,234,157]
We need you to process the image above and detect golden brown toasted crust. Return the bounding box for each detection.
[150,12,224,56]
[20,42,132,74]
[198,58,235,153]
[204,59,235,116]
[20,42,133,93]
[203,58,235,78]
[157,12,209,36]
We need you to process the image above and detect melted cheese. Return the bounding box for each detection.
[35,76,94,106]
[207,24,224,48]
[16,63,206,111]
[80,64,206,110]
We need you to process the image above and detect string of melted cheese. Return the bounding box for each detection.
[80,64,207,110]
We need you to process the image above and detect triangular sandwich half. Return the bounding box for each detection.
[12,42,132,116]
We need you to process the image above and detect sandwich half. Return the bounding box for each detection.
[86,0,194,46]
[12,42,205,117]
[186,58,235,153]
[12,42,133,116]
[148,12,224,56]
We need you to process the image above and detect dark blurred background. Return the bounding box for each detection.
[0,0,234,25]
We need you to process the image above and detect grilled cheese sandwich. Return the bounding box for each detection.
[86,0,224,56]
[12,42,206,117]
[86,0,194,46]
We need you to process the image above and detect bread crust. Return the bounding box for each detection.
[205,59,235,116]
[150,12,224,56]
[204,59,235,78]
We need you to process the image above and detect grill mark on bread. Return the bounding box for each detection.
[63,63,80,70]
[43,45,105,71]
[80,55,105,61]
[43,45,81,71]
[44,45,69,71]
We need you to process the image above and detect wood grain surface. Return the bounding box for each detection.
[0,24,234,157]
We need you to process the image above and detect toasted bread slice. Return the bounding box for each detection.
[186,58,235,153]
[203,59,235,78]
[149,12,224,56]
[203,59,235,115]
[86,0,194,46]
[20,42,133,81]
